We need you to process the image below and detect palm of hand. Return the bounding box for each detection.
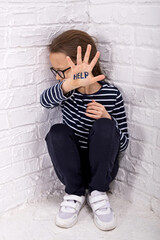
[66,44,105,88]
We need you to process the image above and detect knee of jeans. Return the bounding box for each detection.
[45,123,74,142]
[89,118,114,137]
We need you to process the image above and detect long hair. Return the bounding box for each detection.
[47,29,109,84]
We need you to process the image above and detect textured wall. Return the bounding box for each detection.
[0,0,160,217]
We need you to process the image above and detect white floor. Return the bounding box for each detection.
[0,192,160,240]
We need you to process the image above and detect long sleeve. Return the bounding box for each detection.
[40,79,75,109]
[111,88,129,152]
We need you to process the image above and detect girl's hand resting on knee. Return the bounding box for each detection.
[66,44,105,89]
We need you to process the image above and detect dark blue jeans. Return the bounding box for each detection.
[45,118,120,196]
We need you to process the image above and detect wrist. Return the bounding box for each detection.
[103,112,112,120]
[61,79,75,94]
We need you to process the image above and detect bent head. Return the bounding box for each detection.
[49,52,73,81]
[48,29,106,83]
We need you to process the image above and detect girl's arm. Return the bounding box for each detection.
[111,88,129,152]
[40,79,75,109]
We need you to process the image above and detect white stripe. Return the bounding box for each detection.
[114,116,127,121]
[63,118,90,135]
[40,94,50,108]
[63,109,90,131]
[79,140,88,144]
[120,137,128,149]
[115,99,123,105]
[74,93,117,98]
[113,105,124,111]
[111,110,125,116]
[63,105,94,128]
[46,88,57,105]
[49,87,59,104]
[43,90,53,107]
[74,132,88,140]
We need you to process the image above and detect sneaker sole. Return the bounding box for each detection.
[93,212,117,231]
[55,197,86,228]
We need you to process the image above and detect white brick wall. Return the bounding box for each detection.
[0,0,160,217]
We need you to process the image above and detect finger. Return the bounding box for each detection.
[87,105,102,111]
[86,109,100,114]
[92,74,105,83]
[77,46,82,65]
[87,102,102,107]
[89,51,100,70]
[83,44,92,64]
[66,56,76,69]
[85,112,99,119]
[87,100,103,106]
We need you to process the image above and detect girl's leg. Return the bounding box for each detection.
[45,123,86,196]
[87,118,120,194]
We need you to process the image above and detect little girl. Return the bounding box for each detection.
[40,29,129,231]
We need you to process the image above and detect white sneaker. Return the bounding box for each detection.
[86,190,117,231]
[55,193,86,228]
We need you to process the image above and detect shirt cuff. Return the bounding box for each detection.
[58,79,75,100]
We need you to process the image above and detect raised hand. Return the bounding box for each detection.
[66,44,105,89]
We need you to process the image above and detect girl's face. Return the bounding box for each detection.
[49,52,73,81]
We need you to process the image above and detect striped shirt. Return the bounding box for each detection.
[40,79,129,152]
